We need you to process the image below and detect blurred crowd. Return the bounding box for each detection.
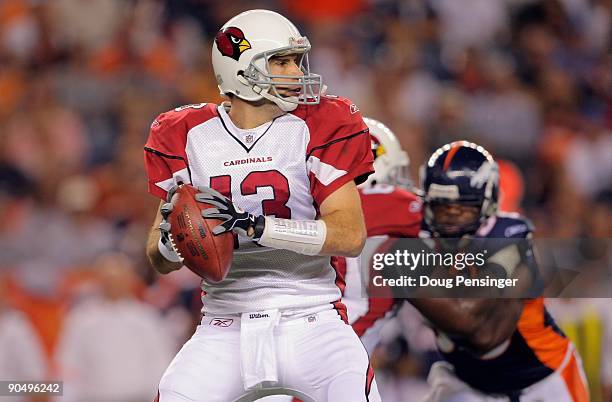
[0,0,610,401]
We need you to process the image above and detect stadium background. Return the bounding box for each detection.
[0,0,610,401]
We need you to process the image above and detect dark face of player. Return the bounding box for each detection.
[268,54,304,97]
[431,203,480,236]
[432,204,480,225]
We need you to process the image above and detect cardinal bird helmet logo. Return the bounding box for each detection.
[371,136,386,159]
[215,27,251,61]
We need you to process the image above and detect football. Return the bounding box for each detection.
[167,184,234,282]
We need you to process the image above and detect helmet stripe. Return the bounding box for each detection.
[442,145,461,171]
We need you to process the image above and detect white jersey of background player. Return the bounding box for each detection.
[144,9,381,402]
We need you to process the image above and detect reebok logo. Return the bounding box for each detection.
[210,318,233,327]
[249,313,270,319]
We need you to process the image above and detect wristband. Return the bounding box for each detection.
[257,216,326,256]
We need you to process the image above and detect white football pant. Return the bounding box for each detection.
[157,308,381,402]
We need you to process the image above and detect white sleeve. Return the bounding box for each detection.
[138,308,176,387]
[55,308,89,402]
[7,312,47,379]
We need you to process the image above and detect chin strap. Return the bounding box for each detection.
[236,74,297,111]
[254,84,299,112]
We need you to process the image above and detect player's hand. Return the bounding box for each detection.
[158,186,182,261]
[195,186,265,238]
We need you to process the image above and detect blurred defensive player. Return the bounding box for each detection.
[409,141,589,402]
[144,9,381,402]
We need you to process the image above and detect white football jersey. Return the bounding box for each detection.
[144,97,373,314]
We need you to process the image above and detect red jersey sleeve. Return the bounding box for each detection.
[301,96,374,207]
[359,186,423,237]
[144,112,190,200]
[143,103,216,200]
[144,103,217,200]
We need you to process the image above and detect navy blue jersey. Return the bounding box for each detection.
[428,213,570,395]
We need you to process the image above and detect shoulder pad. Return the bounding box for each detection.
[486,213,534,239]
[294,96,367,149]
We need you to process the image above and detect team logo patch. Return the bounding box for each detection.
[215,27,251,61]
[409,200,422,213]
[504,224,528,238]
[210,318,233,327]
[350,103,359,114]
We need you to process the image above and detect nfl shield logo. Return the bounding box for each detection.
[245,134,254,143]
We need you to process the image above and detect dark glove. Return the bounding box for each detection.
[195,186,265,238]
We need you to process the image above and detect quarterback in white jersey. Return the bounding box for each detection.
[144,9,381,402]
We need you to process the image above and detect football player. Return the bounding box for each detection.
[408,141,589,401]
[345,117,422,353]
[144,9,381,402]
